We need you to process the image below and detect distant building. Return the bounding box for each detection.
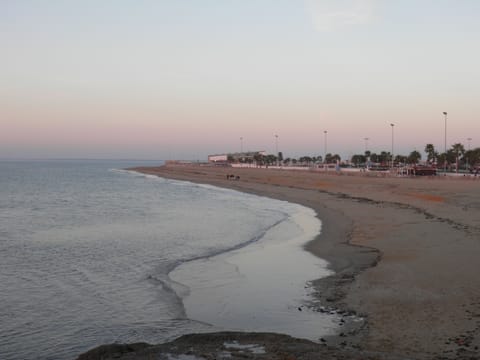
[208,151,266,163]
[207,154,228,163]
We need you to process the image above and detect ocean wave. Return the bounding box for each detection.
[109,168,166,181]
[144,214,289,302]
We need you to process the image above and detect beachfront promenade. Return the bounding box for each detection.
[229,163,479,178]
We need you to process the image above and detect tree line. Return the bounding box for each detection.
[233,152,342,166]
[229,142,479,171]
[351,143,480,170]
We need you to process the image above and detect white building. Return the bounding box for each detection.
[208,154,228,163]
[208,151,267,163]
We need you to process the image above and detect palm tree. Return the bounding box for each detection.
[407,150,421,164]
[351,154,366,166]
[324,153,332,163]
[299,156,310,165]
[330,154,341,163]
[424,144,436,164]
[463,148,480,170]
[253,153,264,166]
[451,143,465,172]
[437,153,448,170]
[265,154,277,165]
[395,155,407,165]
[278,152,283,163]
[379,151,389,164]
[464,148,480,169]
[451,143,465,158]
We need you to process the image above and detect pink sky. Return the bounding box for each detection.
[2,1,479,160]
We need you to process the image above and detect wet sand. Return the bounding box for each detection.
[79,164,480,360]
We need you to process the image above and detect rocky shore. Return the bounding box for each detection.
[77,332,415,360]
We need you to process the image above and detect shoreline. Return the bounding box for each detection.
[169,201,339,342]
[79,164,480,360]
[133,166,380,348]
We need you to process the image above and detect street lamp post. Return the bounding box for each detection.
[467,137,472,170]
[390,124,395,170]
[443,112,447,173]
[240,137,243,153]
[275,134,279,166]
[364,137,369,153]
[324,130,328,170]
[364,137,370,168]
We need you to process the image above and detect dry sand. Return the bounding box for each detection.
[79,164,480,360]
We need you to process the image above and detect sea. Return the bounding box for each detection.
[0,160,337,360]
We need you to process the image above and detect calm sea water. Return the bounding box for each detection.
[0,160,332,360]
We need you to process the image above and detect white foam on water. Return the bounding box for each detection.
[223,342,266,354]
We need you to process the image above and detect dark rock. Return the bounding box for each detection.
[77,343,150,360]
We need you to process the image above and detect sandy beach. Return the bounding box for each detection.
[79,164,480,360]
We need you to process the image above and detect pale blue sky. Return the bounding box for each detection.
[2,1,479,159]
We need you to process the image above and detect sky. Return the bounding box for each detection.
[2,0,480,160]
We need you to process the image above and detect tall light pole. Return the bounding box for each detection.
[364,137,369,153]
[274,134,279,166]
[443,111,447,173]
[364,137,370,169]
[324,130,328,168]
[240,137,243,153]
[467,137,472,170]
[390,123,395,170]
